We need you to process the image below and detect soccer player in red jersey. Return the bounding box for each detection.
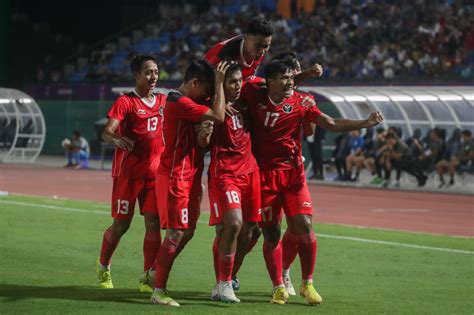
[197,64,260,303]
[204,16,274,83]
[150,60,229,307]
[95,54,166,293]
[241,60,383,305]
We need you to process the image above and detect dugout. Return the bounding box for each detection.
[300,86,474,159]
[0,88,46,163]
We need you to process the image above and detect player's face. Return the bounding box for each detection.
[224,70,243,102]
[245,34,272,60]
[191,79,213,103]
[135,60,159,90]
[268,69,294,99]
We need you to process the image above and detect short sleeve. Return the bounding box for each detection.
[108,96,130,121]
[203,44,221,66]
[169,97,209,122]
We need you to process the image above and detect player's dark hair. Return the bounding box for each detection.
[73,130,80,137]
[264,60,293,81]
[272,51,300,70]
[130,54,157,74]
[183,60,214,84]
[246,16,274,37]
[225,63,242,80]
[461,129,472,137]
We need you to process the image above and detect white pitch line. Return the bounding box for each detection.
[1,199,473,255]
[317,233,474,255]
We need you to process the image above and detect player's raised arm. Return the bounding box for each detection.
[102,118,134,151]
[200,61,229,123]
[294,63,324,85]
[315,111,384,133]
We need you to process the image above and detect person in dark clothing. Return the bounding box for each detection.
[308,126,326,180]
[384,133,428,187]
[333,133,350,180]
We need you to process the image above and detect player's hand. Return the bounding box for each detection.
[310,63,324,77]
[113,136,134,151]
[199,120,214,136]
[215,61,230,85]
[225,104,239,117]
[367,111,384,127]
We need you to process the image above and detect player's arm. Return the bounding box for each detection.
[195,120,214,148]
[200,61,229,123]
[294,63,323,85]
[315,112,384,133]
[102,118,134,151]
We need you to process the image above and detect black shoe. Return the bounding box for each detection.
[418,175,428,187]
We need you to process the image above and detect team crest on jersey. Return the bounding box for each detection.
[282,104,293,113]
[137,109,147,115]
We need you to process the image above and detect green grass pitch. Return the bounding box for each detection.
[0,194,473,314]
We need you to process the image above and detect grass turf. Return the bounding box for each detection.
[0,194,473,314]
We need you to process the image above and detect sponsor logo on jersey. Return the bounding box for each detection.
[137,109,147,115]
[159,107,164,115]
[302,201,312,208]
[282,104,293,113]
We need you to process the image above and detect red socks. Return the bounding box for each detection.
[282,230,299,271]
[99,227,121,266]
[218,252,235,282]
[298,232,317,281]
[212,236,220,282]
[263,240,283,287]
[154,237,179,289]
[143,231,161,271]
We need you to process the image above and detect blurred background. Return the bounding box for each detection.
[0,0,473,191]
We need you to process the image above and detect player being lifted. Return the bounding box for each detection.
[96,54,165,293]
[240,59,383,305]
[150,60,229,307]
[204,18,324,291]
[196,63,261,303]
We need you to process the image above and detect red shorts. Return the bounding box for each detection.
[208,170,261,226]
[111,177,157,220]
[259,168,313,227]
[156,173,202,230]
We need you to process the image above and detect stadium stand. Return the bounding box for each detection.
[53,0,474,83]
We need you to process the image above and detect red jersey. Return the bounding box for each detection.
[108,92,166,179]
[208,101,258,179]
[158,91,209,180]
[204,35,265,82]
[241,84,322,171]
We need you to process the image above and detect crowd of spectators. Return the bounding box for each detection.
[331,125,474,188]
[67,0,474,82]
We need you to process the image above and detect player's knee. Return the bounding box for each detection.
[262,225,281,243]
[112,219,131,236]
[250,225,262,240]
[144,215,160,231]
[227,219,242,235]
